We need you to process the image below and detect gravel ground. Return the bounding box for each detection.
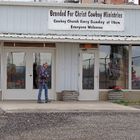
[130,105,140,109]
[0,109,140,140]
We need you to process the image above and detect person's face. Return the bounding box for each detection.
[44,63,48,69]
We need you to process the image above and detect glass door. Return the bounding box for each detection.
[79,50,99,100]
[3,48,29,100]
[3,47,55,100]
[7,52,26,89]
[30,50,55,100]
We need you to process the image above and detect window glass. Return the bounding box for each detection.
[99,45,129,89]
[94,0,98,2]
[132,46,140,89]
[82,52,94,89]
[33,53,52,89]
[7,52,26,89]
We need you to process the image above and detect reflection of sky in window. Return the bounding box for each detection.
[132,46,140,57]
[83,53,94,69]
[132,47,140,66]
[83,53,94,60]
[13,52,25,66]
[99,45,110,72]
[134,66,140,78]
[132,46,140,77]
[99,45,110,58]
[34,53,52,65]
[40,53,51,65]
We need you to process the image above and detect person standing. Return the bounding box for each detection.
[37,62,49,103]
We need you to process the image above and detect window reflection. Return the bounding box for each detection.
[99,45,129,89]
[132,46,140,89]
[33,53,52,89]
[7,52,26,89]
[82,53,94,89]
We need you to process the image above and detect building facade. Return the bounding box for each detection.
[35,0,129,4]
[82,0,128,4]
[0,2,140,101]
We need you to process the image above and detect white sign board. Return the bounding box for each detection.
[48,9,124,31]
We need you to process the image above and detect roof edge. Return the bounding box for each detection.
[1,33,140,45]
[0,1,140,10]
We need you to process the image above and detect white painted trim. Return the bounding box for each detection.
[0,43,4,100]
[0,42,2,89]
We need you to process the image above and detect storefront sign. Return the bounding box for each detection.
[48,9,124,31]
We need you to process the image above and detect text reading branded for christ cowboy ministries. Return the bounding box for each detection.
[48,9,124,31]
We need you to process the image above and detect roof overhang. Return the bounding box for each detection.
[1,33,140,45]
[0,1,140,10]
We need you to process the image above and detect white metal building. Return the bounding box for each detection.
[0,2,140,101]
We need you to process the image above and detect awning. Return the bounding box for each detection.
[0,33,140,44]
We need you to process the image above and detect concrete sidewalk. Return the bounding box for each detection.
[0,101,140,113]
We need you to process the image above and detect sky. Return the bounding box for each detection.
[0,0,138,4]
[131,0,138,4]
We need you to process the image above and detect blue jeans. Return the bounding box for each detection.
[38,83,48,101]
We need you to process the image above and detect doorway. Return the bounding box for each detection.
[79,49,99,100]
[2,47,55,100]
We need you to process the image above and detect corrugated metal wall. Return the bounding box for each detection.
[56,43,79,92]
[0,5,140,36]
[0,6,48,34]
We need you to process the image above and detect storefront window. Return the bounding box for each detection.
[7,52,26,89]
[132,46,140,89]
[33,53,52,89]
[99,45,129,89]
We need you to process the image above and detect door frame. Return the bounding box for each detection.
[79,48,99,101]
[2,47,56,100]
